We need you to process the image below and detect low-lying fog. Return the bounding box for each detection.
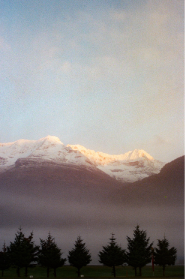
[0,192,183,264]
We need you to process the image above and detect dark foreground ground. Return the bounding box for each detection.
[1,265,184,278]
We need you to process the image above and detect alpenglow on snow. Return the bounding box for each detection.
[0,136,164,183]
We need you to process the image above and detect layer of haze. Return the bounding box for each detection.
[0,192,184,264]
[0,0,184,162]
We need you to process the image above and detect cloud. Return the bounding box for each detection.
[153,135,171,146]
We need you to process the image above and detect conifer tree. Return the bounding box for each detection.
[7,228,38,277]
[0,243,11,276]
[98,234,126,277]
[68,236,91,277]
[22,232,39,277]
[126,225,153,276]
[38,233,66,277]
[154,237,177,276]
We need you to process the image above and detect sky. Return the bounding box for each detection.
[0,0,184,163]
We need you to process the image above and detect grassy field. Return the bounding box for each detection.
[1,265,184,278]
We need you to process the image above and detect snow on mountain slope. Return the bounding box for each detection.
[0,136,95,171]
[0,136,165,182]
[0,139,40,167]
[68,145,165,182]
[67,145,154,165]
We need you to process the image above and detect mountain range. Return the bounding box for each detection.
[0,136,184,264]
[0,135,165,182]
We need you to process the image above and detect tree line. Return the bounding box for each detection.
[0,225,177,277]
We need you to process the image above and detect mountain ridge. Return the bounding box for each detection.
[0,135,164,182]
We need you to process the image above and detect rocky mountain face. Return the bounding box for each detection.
[0,135,164,182]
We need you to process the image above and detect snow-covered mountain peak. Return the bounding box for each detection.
[0,136,165,182]
[0,136,96,171]
[38,135,64,145]
[123,149,154,161]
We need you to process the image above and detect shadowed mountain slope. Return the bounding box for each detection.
[0,158,123,202]
[117,156,184,207]
[0,156,183,208]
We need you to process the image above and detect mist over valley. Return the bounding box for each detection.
[0,138,183,264]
